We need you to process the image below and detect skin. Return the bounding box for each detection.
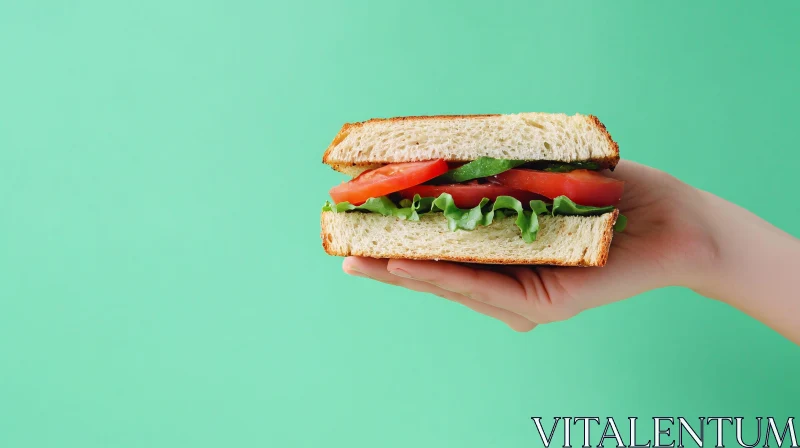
[342,160,800,344]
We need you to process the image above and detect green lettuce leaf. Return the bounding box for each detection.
[434,157,526,183]
[428,194,543,242]
[322,194,625,243]
[322,195,432,221]
[613,214,628,232]
[549,196,627,232]
[551,196,615,216]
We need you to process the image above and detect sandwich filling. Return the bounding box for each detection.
[323,157,626,243]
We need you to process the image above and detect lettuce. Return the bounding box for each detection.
[429,194,545,243]
[613,214,627,232]
[551,196,615,215]
[550,196,627,231]
[322,194,625,243]
[323,196,430,221]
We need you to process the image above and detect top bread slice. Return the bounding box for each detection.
[323,112,619,176]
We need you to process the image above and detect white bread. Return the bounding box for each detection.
[321,210,618,267]
[323,113,619,176]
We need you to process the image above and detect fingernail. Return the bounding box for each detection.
[345,268,368,278]
[389,268,412,278]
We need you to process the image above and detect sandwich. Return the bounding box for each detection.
[320,112,626,266]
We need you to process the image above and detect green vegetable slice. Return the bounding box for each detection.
[434,157,526,183]
[541,161,600,172]
[433,158,604,184]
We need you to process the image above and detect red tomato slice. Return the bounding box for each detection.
[492,169,624,206]
[397,184,547,208]
[329,160,449,205]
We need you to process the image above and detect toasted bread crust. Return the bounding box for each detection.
[322,113,620,174]
[320,211,618,267]
[586,115,620,170]
[595,208,619,266]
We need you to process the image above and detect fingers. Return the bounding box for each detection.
[605,160,661,185]
[384,256,650,323]
[342,257,535,332]
[385,259,529,312]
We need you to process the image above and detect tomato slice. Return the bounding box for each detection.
[397,184,547,209]
[329,160,449,205]
[492,169,624,206]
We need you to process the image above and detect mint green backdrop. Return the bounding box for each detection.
[1,1,798,447]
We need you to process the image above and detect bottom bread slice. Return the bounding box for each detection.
[321,209,619,266]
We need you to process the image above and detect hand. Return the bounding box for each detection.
[342,161,800,343]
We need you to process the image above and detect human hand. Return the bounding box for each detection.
[342,160,800,343]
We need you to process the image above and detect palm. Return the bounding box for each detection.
[343,161,715,331]
[598,161,715,295]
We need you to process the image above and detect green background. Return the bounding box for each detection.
[2,1,798,446]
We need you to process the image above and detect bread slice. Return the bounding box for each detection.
[321,209,619,266]
[323,113,619,176]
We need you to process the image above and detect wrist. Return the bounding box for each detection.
[687,191,798,309]
[661,188,726,296]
